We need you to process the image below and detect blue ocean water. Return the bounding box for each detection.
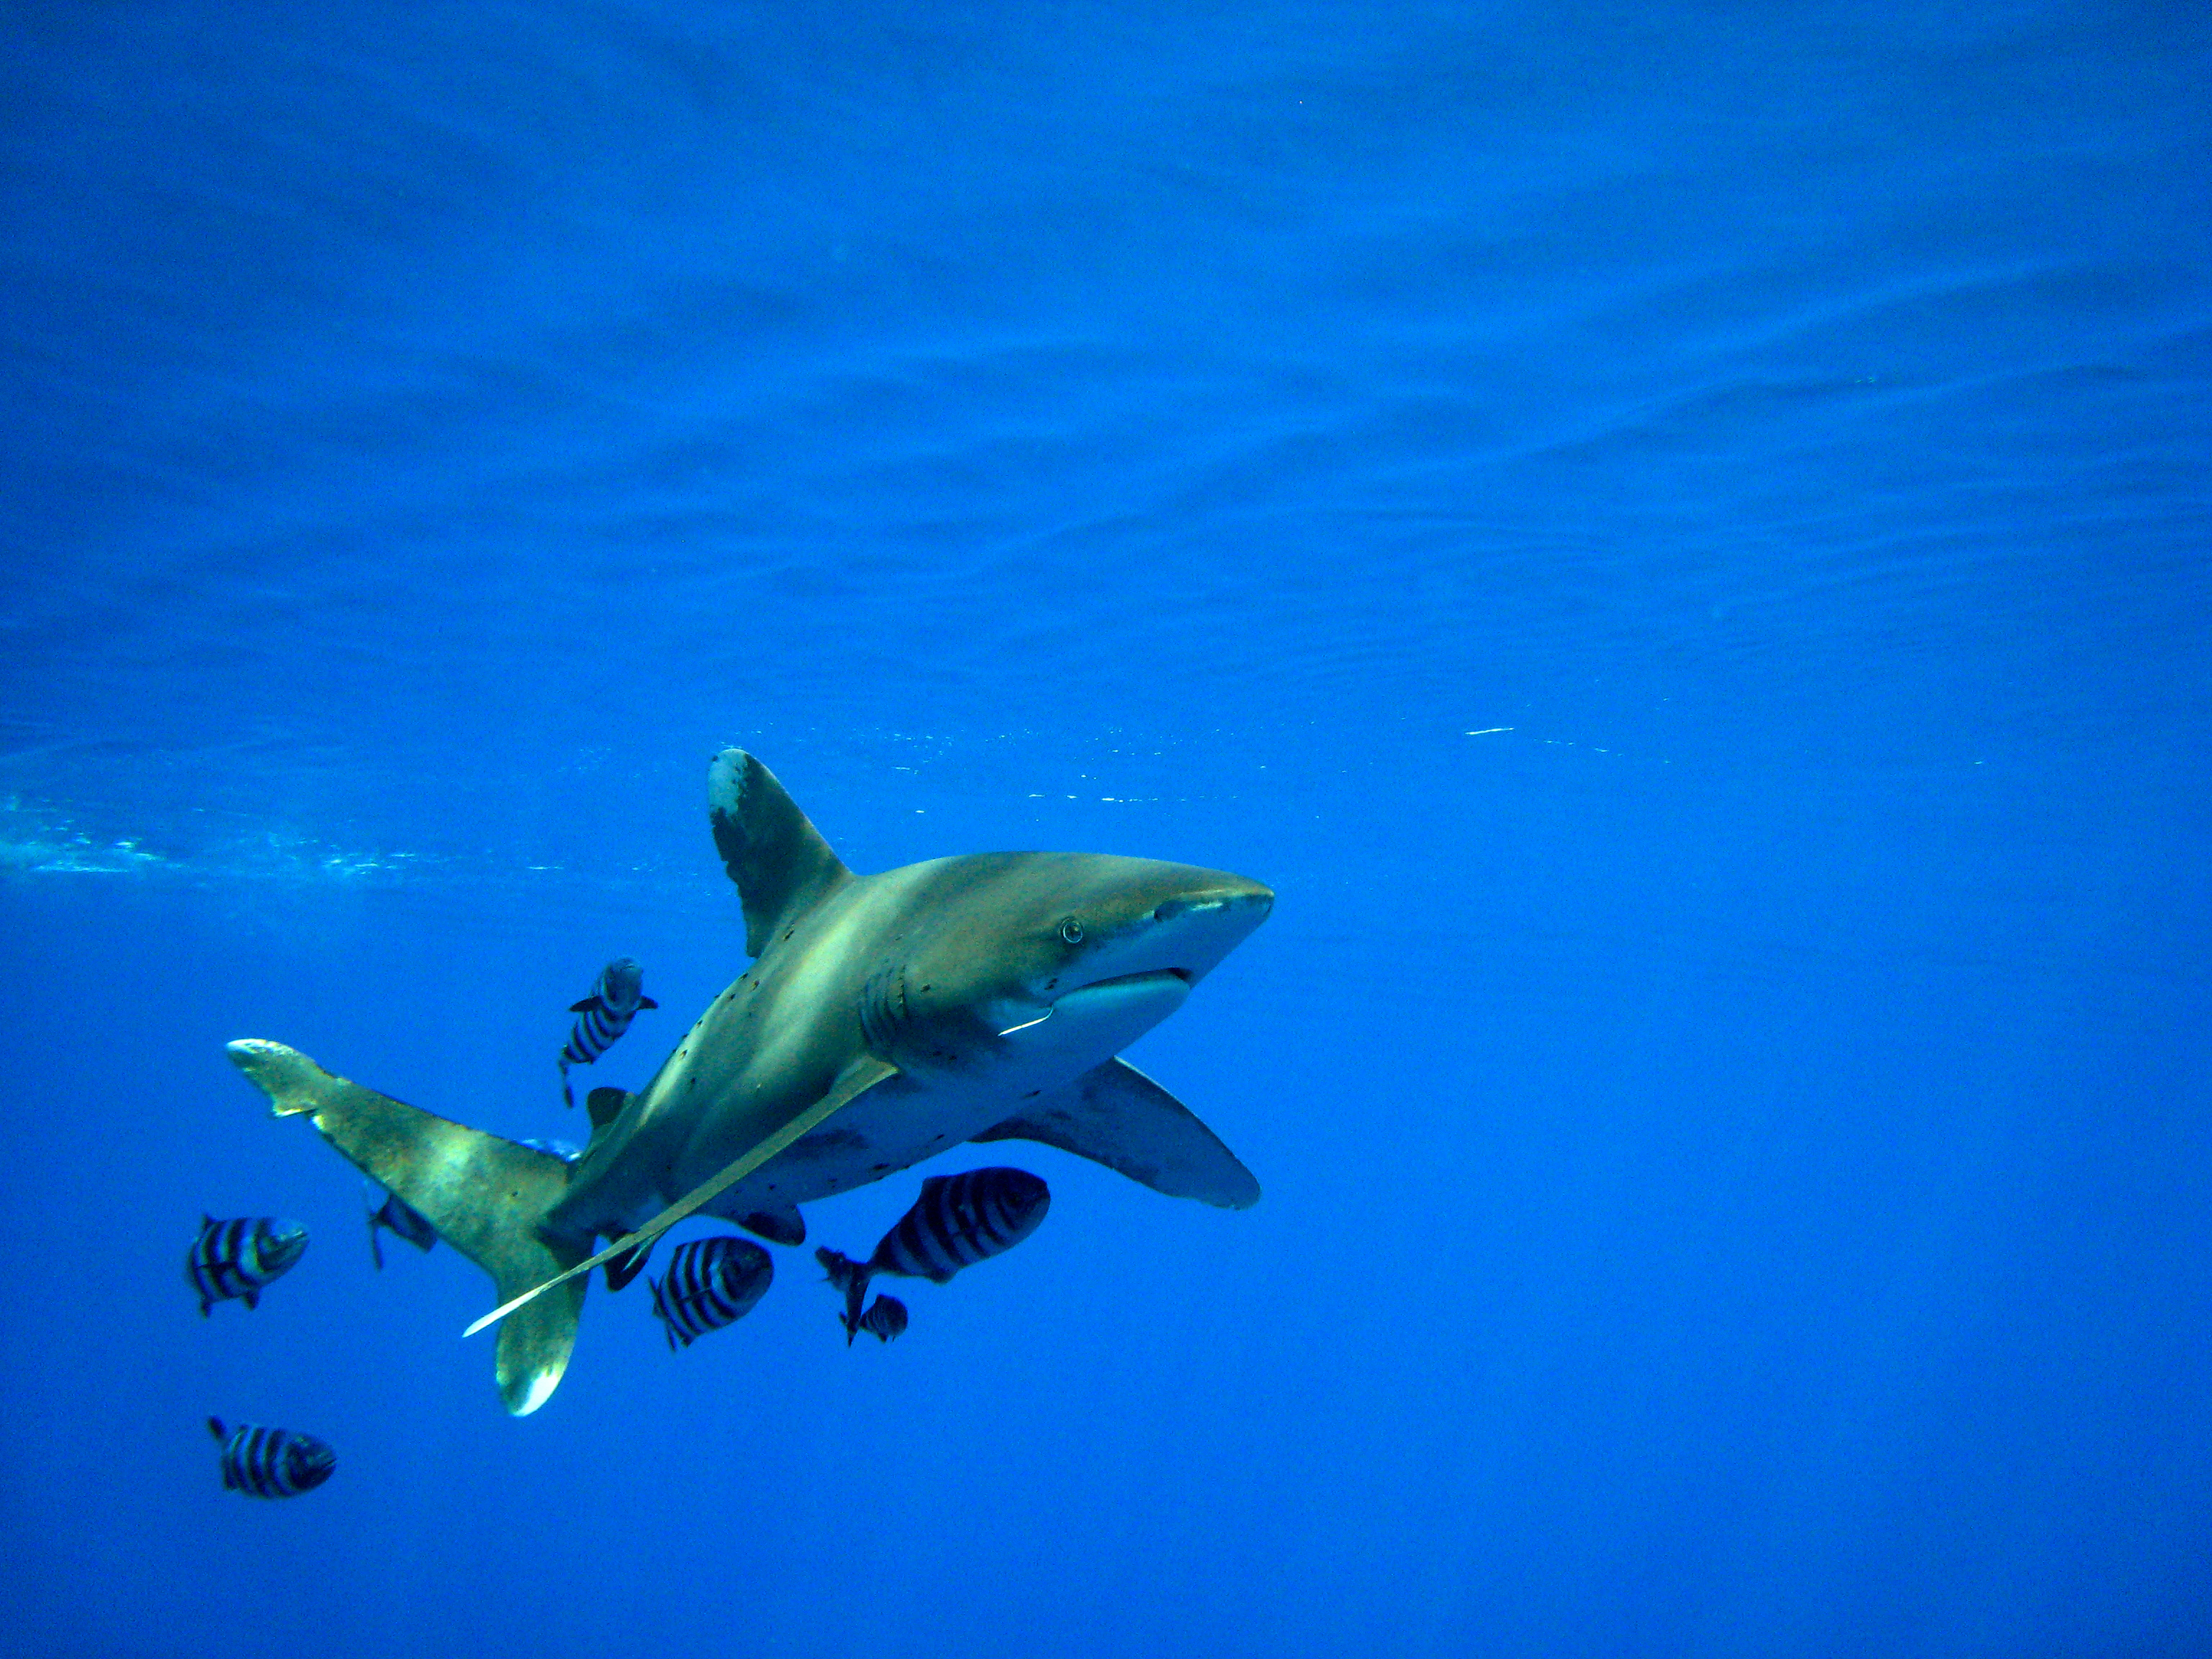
[3,3,2207,1655]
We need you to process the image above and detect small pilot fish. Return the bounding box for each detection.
[817,1167,1050,1343]
[208,1416,335,1499]
[364,1184,436,1271]
[648,1236,774,1350]
[559,957,657,1107]
[186,1215,308,1316]
[855,1294,908,1344]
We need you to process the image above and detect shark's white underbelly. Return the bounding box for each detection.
[703,1074,1025,1218]
[603,966,1192,1233]
[590,1064,1062,1233]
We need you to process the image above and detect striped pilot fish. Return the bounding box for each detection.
[855,1295,908,1344]
[365,1183,436,1271]
[559,957,657,1107]
[208,1416,335,1499]
[647,1236,774,1350]
[187,1215,308,1316]
[816,1167,1050,1344]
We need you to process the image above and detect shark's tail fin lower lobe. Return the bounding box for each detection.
[228,1040,590,1416]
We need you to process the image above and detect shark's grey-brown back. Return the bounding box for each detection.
[228,749,1271,1415]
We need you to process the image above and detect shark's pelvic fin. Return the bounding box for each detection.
[583,1086,629,1132]
[708,748,853,957]
[227,1040,590,1416]
[972,1057,1261,1210]
[464,1055,900,1339]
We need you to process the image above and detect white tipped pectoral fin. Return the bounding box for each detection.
[972,1058,1261,1209]
[463,1056,901,1341]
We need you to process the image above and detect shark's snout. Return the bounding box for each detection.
[1130,880,1272,986]
[993,873,1270,1068]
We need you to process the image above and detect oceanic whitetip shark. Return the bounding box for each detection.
[228,750,1272,1415]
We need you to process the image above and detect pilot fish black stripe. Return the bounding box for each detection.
[816,1169,1051,1344]
[187,1215,307,1316]
[875,1169,1051,1285]
[208,1417,336,1499]
[649,1236,773,1349]
[561,1001,627,1068]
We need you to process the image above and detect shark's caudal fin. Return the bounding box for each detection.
[227,1040,590,1416]
[708,748,853,956]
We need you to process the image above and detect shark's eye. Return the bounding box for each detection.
[1058,918,1084,945]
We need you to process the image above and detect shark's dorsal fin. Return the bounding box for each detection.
[972,1057,1261,1210]
[708,749,854,958]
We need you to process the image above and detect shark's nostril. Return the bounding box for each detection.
[1158,891,1269,924]
[1156,896,1235,923]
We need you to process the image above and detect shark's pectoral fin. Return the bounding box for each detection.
[463,1056,900,1340]
[228,1040,589,1416]
[709,749,853,957]
[973,1058,1260,1210]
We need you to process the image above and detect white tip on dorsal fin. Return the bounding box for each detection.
[707,750,854,958]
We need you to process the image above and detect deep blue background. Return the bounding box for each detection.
[2,4,2207,1657]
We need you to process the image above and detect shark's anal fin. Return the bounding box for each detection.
[972,1057,1261,1210]
[464,1056,900,1339]
[739,1203,806,1246]
[708,749,853,957]
[228,1040,590,1416]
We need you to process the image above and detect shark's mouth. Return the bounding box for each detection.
[1043,967,1192,1028]
[997,968,1194,1040]
[1069,967,1193,996]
